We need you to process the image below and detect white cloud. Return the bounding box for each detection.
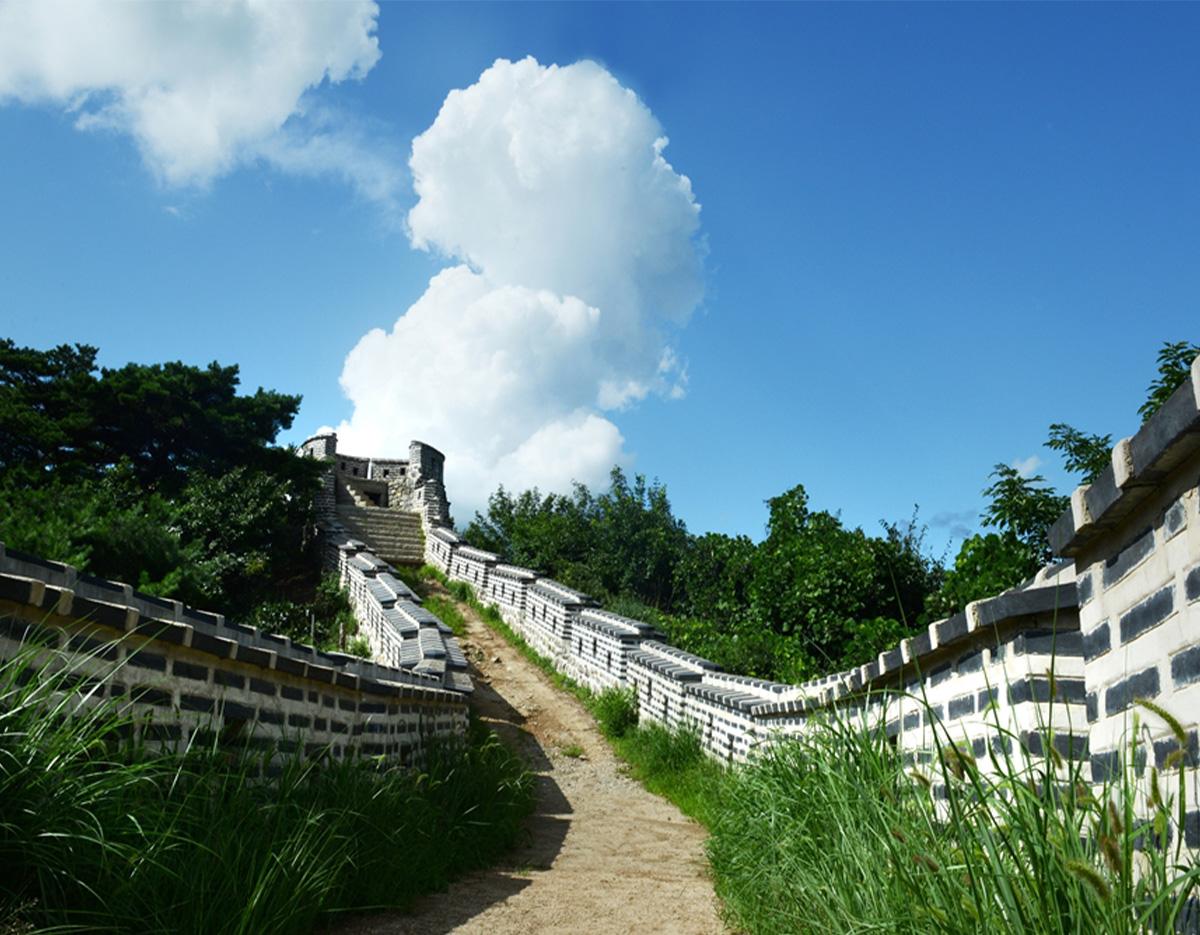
[1011,454,1043,478]
[335,57,704,520]
[0,0,394,204]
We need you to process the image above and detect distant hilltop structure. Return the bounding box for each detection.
[300,433,452,565]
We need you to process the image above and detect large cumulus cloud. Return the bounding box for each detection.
[334,56,704,517]
[0,0,395,201]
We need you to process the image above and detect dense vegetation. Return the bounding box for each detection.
[467,340,1198,681]
[0,339,348,645]
[0,645,534,934]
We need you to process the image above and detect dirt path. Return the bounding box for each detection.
[338,587,724,935]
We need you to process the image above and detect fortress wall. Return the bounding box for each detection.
[0,543,468,767]
[1050,356,1200,840]
[484,564,538,628]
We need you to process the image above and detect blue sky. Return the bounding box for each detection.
[1,2,1197,555]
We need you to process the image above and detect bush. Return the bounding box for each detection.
[592,687,638,739]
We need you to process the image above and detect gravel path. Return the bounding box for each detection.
[336,585,724,935]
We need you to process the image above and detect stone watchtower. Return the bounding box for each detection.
[300,432,452,565]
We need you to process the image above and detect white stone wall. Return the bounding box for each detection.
[0,544,469,767]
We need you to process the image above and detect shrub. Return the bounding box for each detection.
[592,687,639,739]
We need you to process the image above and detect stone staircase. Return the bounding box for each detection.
[335,505,425,566]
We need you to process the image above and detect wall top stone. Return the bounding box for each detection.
[492,564,538,581]
[1050,353,1200,557]
[577,607,664,642]
[529,578,593,607]
[457,546,499,564]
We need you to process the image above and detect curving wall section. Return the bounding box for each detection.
[428,355,1200,837]
[0,542,470,768]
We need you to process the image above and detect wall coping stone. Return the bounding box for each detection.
[1050,354,1200,556]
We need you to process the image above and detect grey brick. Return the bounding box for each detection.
[948,695,975,720]
[1105,666,1161,716]
[214,670,244,690]
[221,701,254,722]
[249,678,275,696]
[1077,573,1093,606]
[1118,586,1174,644]
[1103,527,1155,589]
[173,660,208,682]
[1186,564,1200,603]
[1153,731,1199,769]
[280,685,303,701]
[1164,499,1187,538]
[1086,691,1098,723]
[1172,645,1200,688]
[1082,621,1111,661]
[127,650,167,672]
[180,694,214,714]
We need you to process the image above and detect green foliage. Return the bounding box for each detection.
[0,338,306,492]
[465,467,688,609]
[0,646,535,934]
[707,706,1200,935]
[1138,339,1200,422]
[471,471,942,680]
[673,531,756,621]
[421,593,468,636]
[243,575,356,651]
[592,687,639,739]
[747,489,942,675]
[0,340,323,617]
[1045,423,1113,482]
[980,464,1068,565]
[929,532,1039,617]
[932,466,1068,616]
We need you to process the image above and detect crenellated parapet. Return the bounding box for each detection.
[0,540,469,767]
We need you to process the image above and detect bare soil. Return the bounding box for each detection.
[336,585,724,935]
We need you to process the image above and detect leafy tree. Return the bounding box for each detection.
[0,339,323,617]
[1046,340,1197,482]
[1139,340,1200,422]
[747,485,879,672]
[674,532,756,622]
[1045,423,1112,482]
[930,465,1067,616]
[466,469,688,609]
[0,339,306,494]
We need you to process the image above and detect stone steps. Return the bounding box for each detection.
[336,506,425,565]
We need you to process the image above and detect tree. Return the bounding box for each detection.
[930,465,1067,616]
[1139,340,1200,422]
[0,340,323,615]
[980,464,1067,568]
[1045,423,1112,482]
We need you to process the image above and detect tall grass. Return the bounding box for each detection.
[708,705,1200,934]
[0,642,534,933]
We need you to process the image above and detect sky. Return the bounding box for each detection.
[1,2,1197,556]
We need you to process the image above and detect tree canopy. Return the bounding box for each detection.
[0,340,322,617]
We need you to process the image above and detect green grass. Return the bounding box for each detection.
[559,743,585,759]
[0,639,535,934]
[707,706,1200,934]
[429,575,1200,935]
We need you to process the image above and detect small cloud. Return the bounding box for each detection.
[1011,454,1043,478]
[931,509,976,541]
[163,205,183,219]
